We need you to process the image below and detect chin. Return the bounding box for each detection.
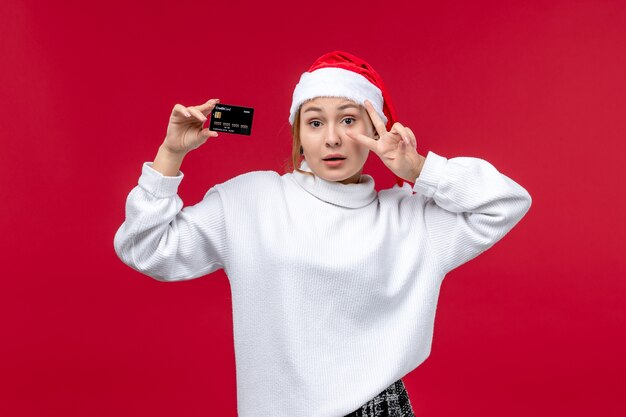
[310,161,361,183]
[326,170,360,183]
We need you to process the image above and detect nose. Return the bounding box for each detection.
[325,125,342,147]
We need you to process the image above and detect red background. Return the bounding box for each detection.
[1,0,625,416]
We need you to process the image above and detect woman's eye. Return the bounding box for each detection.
[309,120,322,128]
[343,117,356,125]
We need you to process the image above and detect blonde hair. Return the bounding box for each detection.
[285,107,315,177]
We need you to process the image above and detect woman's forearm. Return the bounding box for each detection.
[152,144,187,177]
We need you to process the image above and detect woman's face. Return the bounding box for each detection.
[299,97,377,184]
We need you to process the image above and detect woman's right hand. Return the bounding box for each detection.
[162,98,220,155]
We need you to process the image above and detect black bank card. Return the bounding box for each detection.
[209,103,254,135]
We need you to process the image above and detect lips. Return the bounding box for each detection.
[323,154,346,161]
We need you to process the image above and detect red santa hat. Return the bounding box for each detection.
[289,50,407,186]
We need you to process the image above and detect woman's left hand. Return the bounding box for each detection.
[346,100,426,183]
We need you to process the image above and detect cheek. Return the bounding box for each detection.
[299,133,319,155]
[298,131,312,148]
[353,143,369,161]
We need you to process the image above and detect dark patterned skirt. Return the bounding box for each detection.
[344,379,415,417]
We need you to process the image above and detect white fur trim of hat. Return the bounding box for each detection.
[289,67,388,126]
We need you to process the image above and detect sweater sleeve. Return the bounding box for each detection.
[412,150,532,275]
[113,162,228,282]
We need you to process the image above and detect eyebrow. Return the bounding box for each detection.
[302,103,361,113]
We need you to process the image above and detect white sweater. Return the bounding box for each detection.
[114,150,531,417]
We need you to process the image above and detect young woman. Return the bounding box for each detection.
[114,51,532,417]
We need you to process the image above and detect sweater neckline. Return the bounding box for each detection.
[290,160,377,209]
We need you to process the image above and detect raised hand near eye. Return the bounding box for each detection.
[345,100,426,183]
